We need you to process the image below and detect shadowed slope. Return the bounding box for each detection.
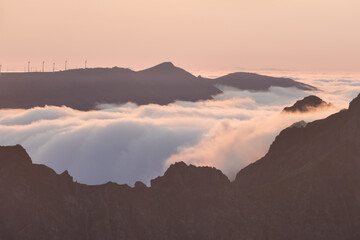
[234,94,360,239]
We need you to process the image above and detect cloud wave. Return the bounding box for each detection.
[0,72,358,186]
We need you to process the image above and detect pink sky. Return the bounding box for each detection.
[1,0,359,73]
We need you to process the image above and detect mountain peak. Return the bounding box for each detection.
[151,162,230,189]
[60,170,73,182]
[141,62,177,73]
[0,144,32,167]
[283,95,332,113]
[157,62,175,68]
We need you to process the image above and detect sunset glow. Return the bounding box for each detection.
[1,0,359,73]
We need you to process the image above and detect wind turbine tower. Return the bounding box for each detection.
[53,62,55,72]
[65,60,67,71]
[85,60,87,69]
[28,61,30,72]
[42,61,45,72]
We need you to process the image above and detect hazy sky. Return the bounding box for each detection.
[1,0,359,73]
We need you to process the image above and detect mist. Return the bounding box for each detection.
[0,72,358,186]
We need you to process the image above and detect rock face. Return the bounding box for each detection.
[282,95,332,113]
[1,94,360,239]
[0,63,316,110]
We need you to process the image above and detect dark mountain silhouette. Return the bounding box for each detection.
[234,93,360,239]
[212,72,316,91]
[0,63,316,110]
[2,94,360,239]
[0,63,220,110]
[282,95,333,113]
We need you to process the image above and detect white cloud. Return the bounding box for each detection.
[0,72,358,186]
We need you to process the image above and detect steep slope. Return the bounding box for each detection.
[234,93,360,239]
[282,95,333,112]
[235,94,360,188]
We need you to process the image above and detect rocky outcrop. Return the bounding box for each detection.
[282,95,332,113]
[150,162,230,189]
[289,120,307,128]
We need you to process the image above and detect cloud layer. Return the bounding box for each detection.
[0,72,359,186]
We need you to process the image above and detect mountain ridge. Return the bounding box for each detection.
[0,62,316,111]
[212,71,316,91]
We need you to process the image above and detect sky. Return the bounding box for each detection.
[0,72,359,186]
[1,0,359,73]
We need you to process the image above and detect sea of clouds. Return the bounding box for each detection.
[0,72,359,186]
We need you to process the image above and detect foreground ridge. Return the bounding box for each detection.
[1,94,360,239]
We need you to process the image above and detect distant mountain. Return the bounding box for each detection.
[282,95,333,113]
[1,94,360,239]
[0,63,316,110]
[212,72,316,91]
[0,63,220,110]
